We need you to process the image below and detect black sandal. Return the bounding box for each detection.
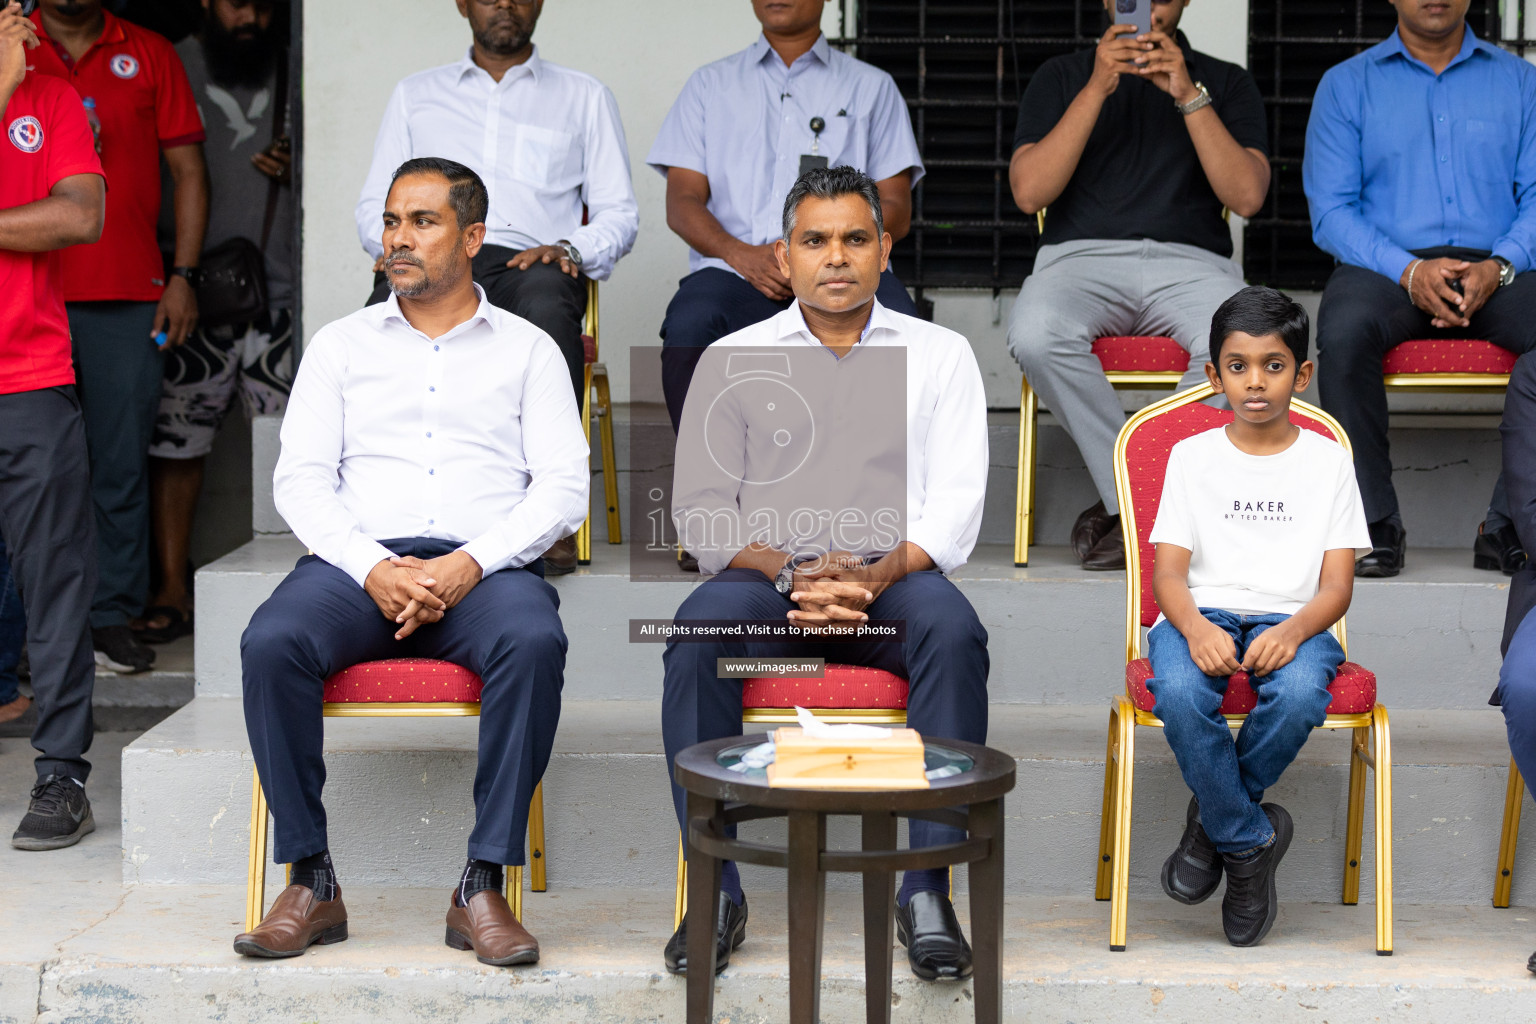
[136,605,193,645]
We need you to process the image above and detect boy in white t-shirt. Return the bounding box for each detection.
[1147,286,1371,947]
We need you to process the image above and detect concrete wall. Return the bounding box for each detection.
[301,0,1251,407]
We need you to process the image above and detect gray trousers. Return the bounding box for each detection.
[0,386,97,782]
[1006,239,1244,514]
[69,301,164,629]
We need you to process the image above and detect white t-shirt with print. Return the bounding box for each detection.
[1149,426,1371,617]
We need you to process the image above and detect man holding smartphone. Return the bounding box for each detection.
[0,0,107,850]
[1006,0,1269,570]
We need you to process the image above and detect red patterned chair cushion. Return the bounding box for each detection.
[323,658,483,704]
[1382,339,1512,376]
[1122,400,1343,626]
[1093,336,1189,373]
[1126,658,1376,715]
[582,334,597,365]
[742,664,909,710]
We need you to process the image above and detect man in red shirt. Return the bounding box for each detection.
[0,0,107,850]
[30,0,207,674]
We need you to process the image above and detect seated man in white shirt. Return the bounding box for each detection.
[236,159,589,966]
[355,0,636,571]
[662,166,990,981]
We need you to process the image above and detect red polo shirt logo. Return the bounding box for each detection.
[109,54,138,79]
[7,116,42,153]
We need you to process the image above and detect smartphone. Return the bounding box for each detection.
[1113,0,1153,38]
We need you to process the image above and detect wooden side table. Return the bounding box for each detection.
[674,734,1016,1024]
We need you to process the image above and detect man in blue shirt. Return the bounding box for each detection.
[647,0,923,437]
[1305,0,1536,578]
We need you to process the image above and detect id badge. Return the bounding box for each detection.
[799,154,829,176]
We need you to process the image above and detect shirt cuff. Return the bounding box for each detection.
[1493,240,1532,276]
[1381,249,1418,286]
[337,536,397,589]
[904,523,963,575]
[160,130,207,149]
[458,536,512,578]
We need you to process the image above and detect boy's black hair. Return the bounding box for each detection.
[1208,285,1310,368]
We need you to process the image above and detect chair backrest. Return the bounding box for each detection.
[1112,383,1352,662]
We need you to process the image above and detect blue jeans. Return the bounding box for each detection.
[1147,609,1342,854]
[0,535,23,705]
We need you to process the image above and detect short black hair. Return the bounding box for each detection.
[1209,285,1310,367]
[781,165,884,239]
[389,157,489,230]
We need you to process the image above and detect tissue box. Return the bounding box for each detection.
[767,727,929,790]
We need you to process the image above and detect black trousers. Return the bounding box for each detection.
[1317,254,1536,525]
[240,538,566,865]
[658,267,921,432]
[0,386,97,782]
[368,244,587,404]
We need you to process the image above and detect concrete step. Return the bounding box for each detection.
[193,539,1510,710]
[122,698,1534,910]
[0,636,194,739]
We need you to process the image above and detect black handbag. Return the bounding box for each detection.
[195,56,287,330]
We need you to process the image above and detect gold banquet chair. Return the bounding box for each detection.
[245,658,548,931]
[1097,383,1393,954]
[575,278,622,563]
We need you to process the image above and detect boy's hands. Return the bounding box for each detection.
[1242,621,1305,678]
[1188,619,1241,677]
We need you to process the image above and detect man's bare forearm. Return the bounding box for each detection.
[1184,108,1269,218]
[166,149,209,267]
[0,190,103,251]
[1009,86,1104,214]
[667,191,745,263]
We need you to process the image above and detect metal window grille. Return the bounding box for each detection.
[1245,1,1525,290]
[842,1,1534,298]
[833,1,1105,301]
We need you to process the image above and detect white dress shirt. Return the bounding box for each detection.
[672,299,987,576]
[355,47,639,280]
[275,286,590,587]
[647,34,923,277]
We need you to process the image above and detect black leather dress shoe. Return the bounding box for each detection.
[1474,522,1528,576]
[1527,948,1536,974]
[678,549,700,574]
[895,890,973,981]
[1071,501,1118,563]
[663,892,747,975]
[1161,796,1222,905]
[1081,528,1125,571]
[1356,520,1406,578]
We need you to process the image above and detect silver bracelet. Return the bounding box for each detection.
[1405,259,1422,300]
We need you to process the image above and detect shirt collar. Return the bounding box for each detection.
[381,283,496,338]
[456,44,542,84]
[1375,24,1492,71]
[31,9,125,61]
[750,32,831,70]
[778,297,893,351]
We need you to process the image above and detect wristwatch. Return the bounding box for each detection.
[1176,82,1212,116]
[1495,256,1517,289]
[774,558,799,595]
[170,265,203,289]
[556,240,583,268]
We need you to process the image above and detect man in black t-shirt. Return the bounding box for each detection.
[1006,1,1270,570]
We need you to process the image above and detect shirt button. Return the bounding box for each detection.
[1440,155,1448,162]
[426,432,432,438]
[429,519,434,525]
[1447,197,1453,204]
[429,386,436,392]
[429,469,435,475]
[434,345,440,352]
[1438,115,1445,122]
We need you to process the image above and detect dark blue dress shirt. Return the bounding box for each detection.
[1304,26,1536,282]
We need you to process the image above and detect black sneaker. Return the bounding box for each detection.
[12,775,95,851]
[1162,795,1223,904]
[1221,803,1293,947]
[93,625,155,674]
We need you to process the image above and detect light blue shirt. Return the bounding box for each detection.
[647,34,923,277]
[1304,27,1536,282]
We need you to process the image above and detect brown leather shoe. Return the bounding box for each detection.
[0,694,30,725]
[543,535,577,575]
[233,884,348,958]
[445,890,540,966]
[1071,501,1118,563]
[1082,528,1126,571]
